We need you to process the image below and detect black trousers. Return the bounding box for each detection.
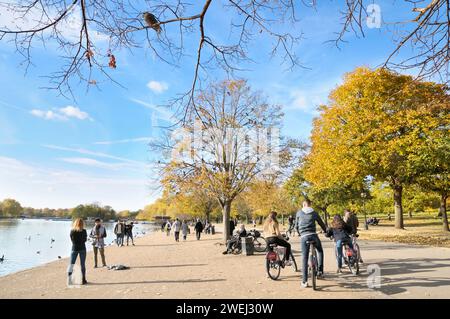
[266,237,291,261]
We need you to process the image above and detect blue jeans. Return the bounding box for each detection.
[116,234,124,246]
[69,250,86,276]
[301,234,323,283]
[336,239,353,268]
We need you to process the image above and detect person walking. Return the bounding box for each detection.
[194,218,204,240]
[173,218,182,242]
[125,221,135,246]
[165,221,171,236]
[68,218,88,285]
[181,220,189,241]
[89,218,107,268]
[114,219,125,247]
[296,199,327,288]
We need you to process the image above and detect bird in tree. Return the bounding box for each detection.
[143,12,161,34]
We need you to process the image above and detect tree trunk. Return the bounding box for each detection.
[408,211,413,218]
[440,194,449,232]
[205,210,210,223]
[322,210,328,227]
[393,184,404,229]
[222,200,231,243]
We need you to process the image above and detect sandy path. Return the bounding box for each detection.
[0,229,449,299]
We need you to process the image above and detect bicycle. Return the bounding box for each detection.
[265,235,298,280]
[307,240,319,290]
[333,237,359,275]
[350,234,362,264]
[248,229,267,253]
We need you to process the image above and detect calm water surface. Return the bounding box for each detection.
[0,218,157,277]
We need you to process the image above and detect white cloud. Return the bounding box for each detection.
[30,106,92,121]
[0,156,155,211]
[94,137,153,145]
[43,144,145,165]
[130,98,175,123]
[147,81,168,93]
[59,105,91,120]
[30,109,67,121]
[0,2,108,44]
[59,157,129,170]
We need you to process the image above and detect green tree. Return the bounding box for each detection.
[0,198,23,217]
[305,67,449,229]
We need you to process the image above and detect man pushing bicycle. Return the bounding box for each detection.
[295,199,327,288]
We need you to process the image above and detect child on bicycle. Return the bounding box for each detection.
[326,214,354,273]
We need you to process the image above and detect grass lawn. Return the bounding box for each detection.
[356,212,450,248]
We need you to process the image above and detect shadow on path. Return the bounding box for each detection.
[89,278,226,286]
[131,263,208,269]
[330,257,450,296]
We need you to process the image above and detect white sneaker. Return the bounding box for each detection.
[67,275,73,286]
[301,282,308,288]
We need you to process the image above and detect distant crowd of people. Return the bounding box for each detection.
[113,220,135,246]
[161,218,216,242]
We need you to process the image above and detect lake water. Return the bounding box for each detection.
[0,218,158,277]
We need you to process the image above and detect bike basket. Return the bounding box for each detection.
[266,251,278,261]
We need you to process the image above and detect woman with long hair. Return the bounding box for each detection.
[263,211,292,265]
[68,218,88,285]
[326,214,353,273]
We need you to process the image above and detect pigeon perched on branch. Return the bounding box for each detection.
[143,12,161,34]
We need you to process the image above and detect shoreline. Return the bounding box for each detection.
[0,228,449,298]
[0,230,152,279]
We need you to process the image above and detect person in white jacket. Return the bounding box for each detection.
[173,218,182,242]
[181,220,189,241]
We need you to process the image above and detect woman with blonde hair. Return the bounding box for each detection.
[68,218,88,285]
[263,211,292,265]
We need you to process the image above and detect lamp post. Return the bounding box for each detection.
[361,192,368,230]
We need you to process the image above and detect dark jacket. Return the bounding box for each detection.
[70,229,87,251]
[344,213,359,234]
[194,221,203,232]
[295,207,327,237]
[326,223,352,242]
[125,224,133,236]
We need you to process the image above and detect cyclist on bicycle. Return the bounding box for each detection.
[295,199,327,288]
[343,209,364,263]
[343,209,358,234]
[326,214,354,273]
[263,211,292,266]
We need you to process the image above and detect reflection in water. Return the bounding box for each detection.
[0,219,157,277]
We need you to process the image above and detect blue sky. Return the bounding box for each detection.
[0,1,418,210]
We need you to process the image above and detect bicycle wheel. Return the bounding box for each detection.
[253,237,267,252]
[354,243,361,261]
[266,259,281,280]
